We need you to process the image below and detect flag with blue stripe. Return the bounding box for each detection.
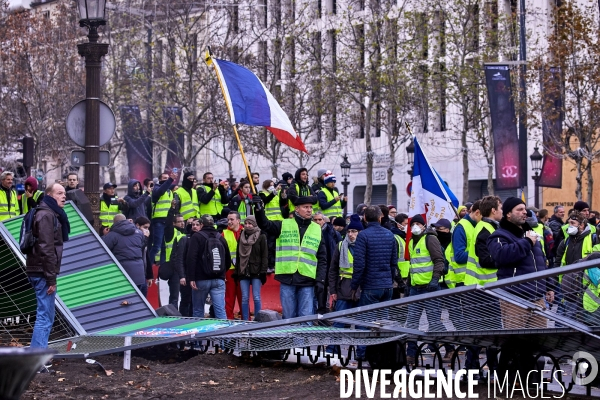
[408,136,459,223]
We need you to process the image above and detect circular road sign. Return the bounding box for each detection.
[66,99,116,148]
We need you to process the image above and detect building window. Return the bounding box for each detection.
[259,41,268,80]
[154,40,163,77]
[356,24,365,67]
[328,29,337,72]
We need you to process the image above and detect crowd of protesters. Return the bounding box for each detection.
[3,167,600,375]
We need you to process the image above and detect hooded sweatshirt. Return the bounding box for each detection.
[20,176,44,214]
[286,168,315,206]
[124,179,150,221]
[102,219,148,285]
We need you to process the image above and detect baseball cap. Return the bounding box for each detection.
[103,182,117,190]
[432,219,452,230]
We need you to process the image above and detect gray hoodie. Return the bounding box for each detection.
[123,179,149,221]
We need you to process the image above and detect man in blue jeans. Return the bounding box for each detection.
[254,195,328,319]
[26,183,70,353]
[186,215,231,319]
[350,206,400,361]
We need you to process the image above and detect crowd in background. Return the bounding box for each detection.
[3,167,600,373]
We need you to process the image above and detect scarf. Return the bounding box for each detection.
[339,236,354,272]
[238,225,261,274]
[42,195,70,242]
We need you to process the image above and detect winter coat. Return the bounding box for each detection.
[317,186,347,213]
[452,214,477,265]
[228,192,253,219]
[475,218,499,270]
[554,226,596,267]
[548,215,565,258]
[408,231,446,287]
[328,243,360,301]
[102,219,149,285]
[25,202,63,286]
[487,217,547,299]
[255,208,327,287]
[321,223,342,269]
[351,221,398,291]
[185,225,231,281]
[234,232,268,279]
[285,168,315,206]
[124,179,150,221]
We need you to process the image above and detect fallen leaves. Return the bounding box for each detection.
[201,380,219,386]
[127,381,134,386]
[227,365,237,369]
[120,301,130,306]
[57,378,66,382]
[105,370,114,376]
[136,364,150,370]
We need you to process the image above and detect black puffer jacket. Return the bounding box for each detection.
[255,208,327,286]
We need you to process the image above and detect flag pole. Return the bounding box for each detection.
[403,121,460,219]
[205,48,257,194]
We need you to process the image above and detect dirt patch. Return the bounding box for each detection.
[21,346,596,399]
[22,346,341,399]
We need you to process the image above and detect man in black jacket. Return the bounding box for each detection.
[254,195,327,319]
[186,215,231,319]
[27,183,69,350]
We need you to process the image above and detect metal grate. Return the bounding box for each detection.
[0,233,76,346]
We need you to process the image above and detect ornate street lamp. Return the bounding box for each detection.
[406,138,415,178]
[340,154,351,216]
[530,146,543,209]
[76,0,109,228]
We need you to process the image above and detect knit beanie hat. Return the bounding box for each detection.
[502,196,526,217]
[317,169,328,178]
[347,214,363,231]
[244,215,257,227]
[332,217,346,227]
[574,201,590,212]
[410,214,426,226]
[324,173,336,184]
[282,172,293,181]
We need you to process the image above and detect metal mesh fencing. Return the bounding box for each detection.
[0,235,76,347]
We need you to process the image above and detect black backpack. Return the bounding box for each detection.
[19,208,57,254]
[197,231,227,277]
[19,209,38,254]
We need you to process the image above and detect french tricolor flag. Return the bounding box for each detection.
[408,136,459,225]
[209,57,308,153]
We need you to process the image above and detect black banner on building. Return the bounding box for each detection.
[120,105,153,184]
[538,67,563,188]
[163,107,184,178]
[484,65,521,190]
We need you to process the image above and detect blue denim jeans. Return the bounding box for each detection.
[29,277,56,348]
[326,298,359,353]
[192,279,226,319]
[137,283,148,298]
[148,220,166,266]
[239,278,262,320]
[356,288,393,359]
[406,285,444,357]
[279,284,314,319]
